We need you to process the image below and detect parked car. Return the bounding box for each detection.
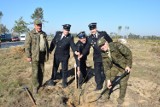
[20,34,26,41]
[12,36,20,42]
[0,34,12,42]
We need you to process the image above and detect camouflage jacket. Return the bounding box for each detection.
[101,42,132,80]
[25,29,49,62]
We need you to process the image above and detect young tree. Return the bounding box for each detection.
[12,17,29,35]
[0,11,3,20]
[0,24,9,34]
[31,7,48,24]
[118,26,122,35]
[31,7,44,20]
[0,11,3,24]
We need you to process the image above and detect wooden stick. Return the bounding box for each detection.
[74,64,77,89]
[23,87,36,106]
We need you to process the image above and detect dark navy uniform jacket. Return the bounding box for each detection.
[74,41,89,66]
[82,31,112,62]
[50,31,76,60]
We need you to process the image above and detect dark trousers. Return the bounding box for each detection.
[94,62,104,89]
[51,55,68,83]
[79,60,87,84]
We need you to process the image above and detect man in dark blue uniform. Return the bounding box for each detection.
[74,31,89,88]
[47,24,77,88]
[78,23,113,90]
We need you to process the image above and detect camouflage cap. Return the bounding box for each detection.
[34,19,42,25]
[97,36,106,47]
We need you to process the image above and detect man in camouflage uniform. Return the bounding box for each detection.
[25,19,49,94]
[97,37,132,105]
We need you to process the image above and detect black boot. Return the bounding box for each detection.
[46,79,55,86]
[51,69,57,80]
[94,84,103,91]
[62,79,67,88]
[62,71,68,88]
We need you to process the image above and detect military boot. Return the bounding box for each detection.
[94,84,103,91]
[62,79,68,88]
[62,71,68,88]
[46,79,55,86]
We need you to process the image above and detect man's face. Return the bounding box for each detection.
[34,24,42,32]
[63,29,69,36]
[100,42,109,51]
[90,28,97,35]
[79,38,86,44]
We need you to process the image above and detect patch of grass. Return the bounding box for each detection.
[0,39,160,106]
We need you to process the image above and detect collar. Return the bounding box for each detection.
[62,33,66,37]
[32,29,43,34]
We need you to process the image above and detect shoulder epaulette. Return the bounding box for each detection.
[100,31,106,33]
[56,31,62,34]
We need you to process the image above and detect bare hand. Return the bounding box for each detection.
[26,58,32,62]
[125,66,131,73]
[75,51,80,56]
[78,54,83,60]
[107,80,112,89]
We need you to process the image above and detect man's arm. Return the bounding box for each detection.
[81,37,91,57]
[69,36,77,52]
[103,31,113,43]
[117,43,132,70]
[49,35,56,53]
[25,33,32,62]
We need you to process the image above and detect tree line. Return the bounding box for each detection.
[0,7,44,36]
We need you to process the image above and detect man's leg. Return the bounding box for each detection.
[32,61,39,94]
[38,62,44,87]
[117,73,130,105]
[61,59,68,88]
[94,62,103,90]
[79,60,87,83]
[51,56,60,80]
[47,56,60,86]
[38,52,46,87]
[102,67,119,100]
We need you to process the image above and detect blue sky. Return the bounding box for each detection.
[0,0,160,36]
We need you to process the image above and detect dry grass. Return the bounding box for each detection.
[0,39,160,107]
[127,39,160,84]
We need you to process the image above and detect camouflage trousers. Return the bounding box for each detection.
[31,52,46,88]
[104,65,130,104]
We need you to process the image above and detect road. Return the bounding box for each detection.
[0,41,24,48]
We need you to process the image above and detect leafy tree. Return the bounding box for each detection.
[0,11,9,35]
[31,7,44,20]
[0,11,3,20]
[31,7,48,24]
[12,17,29,35]
[118,26,122,35]
[0,11,3,25]
[0,24,9,34]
